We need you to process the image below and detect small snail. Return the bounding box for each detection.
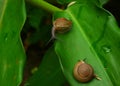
[53,18,72,34]
[73,60,101,83]
[47,18,72,44]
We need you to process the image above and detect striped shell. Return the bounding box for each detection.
[73,61,94,83]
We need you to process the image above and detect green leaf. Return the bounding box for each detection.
[54,1,120,86]
[22,4,52,44]
[0,0,26,86]
[26,4,45,30]
[25,46,67,86]
[27,25,51,44]
[57,0,71,5]
[57,0,109,6]
[99,0,109,5]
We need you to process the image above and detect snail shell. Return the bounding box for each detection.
[53,18,72,33]
[73,61,94,83]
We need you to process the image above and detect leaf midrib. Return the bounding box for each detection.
[0,0,8,27]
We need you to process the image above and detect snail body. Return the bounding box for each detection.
[73,60,95,83]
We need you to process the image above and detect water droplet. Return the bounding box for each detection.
[3,33,8,41]
[102,45,111,53]
[5,37,8,41]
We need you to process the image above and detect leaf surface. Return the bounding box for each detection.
[25,46,67,86]
[54,2,120,86]
[0,0,26,86]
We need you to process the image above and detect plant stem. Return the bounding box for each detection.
[26,0,63,13]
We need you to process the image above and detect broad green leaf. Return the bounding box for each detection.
[0,0,26,86]
[25,46,67,86]
[54,1,120,86]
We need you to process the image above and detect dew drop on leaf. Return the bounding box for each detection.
[102,45,111,53]
[3,33,8,41]
[5,37,8,41]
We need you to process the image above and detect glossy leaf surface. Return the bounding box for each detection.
[54,1,120,86]
[0,0,26,86]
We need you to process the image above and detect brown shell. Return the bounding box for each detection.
[73,61,94,83]
[53,18,72,33]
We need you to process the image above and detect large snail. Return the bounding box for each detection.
[73,60,101,83]
[47,18,72,44]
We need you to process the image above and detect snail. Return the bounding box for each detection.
[73,60,101,83]
[52,18,72,34]
[47,18,72,44]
